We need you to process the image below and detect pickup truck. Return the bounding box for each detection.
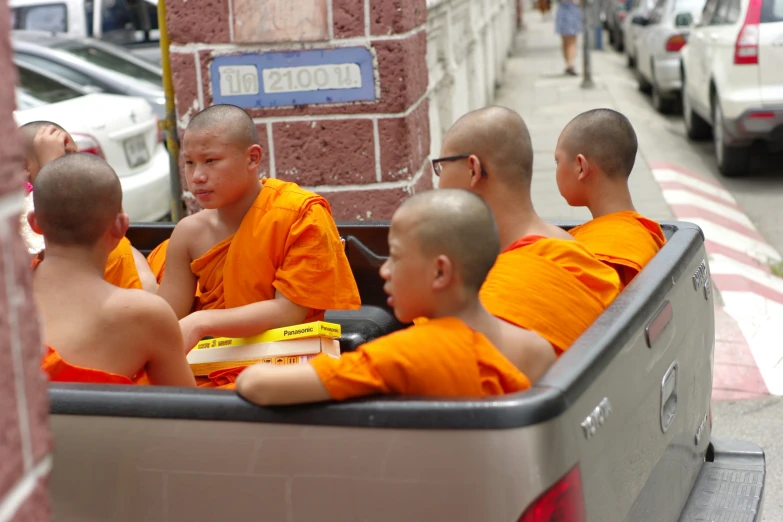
[47,219,766,522]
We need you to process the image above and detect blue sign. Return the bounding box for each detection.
[210,47,376,108]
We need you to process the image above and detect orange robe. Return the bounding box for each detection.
[192,178,362,389]
[30,237,142,290]
[480,235,621,355]
[146,239,168,284]
[104,237,143,289]
[310,317,530,399]
[42,346,136,385]
[192,178,361,316]
[569,211,666,288]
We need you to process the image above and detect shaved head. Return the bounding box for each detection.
[442,106,534,188]
[186,104,259,147]
[560,109,638,178]
[397,189,500,291]
[33,153,122,246]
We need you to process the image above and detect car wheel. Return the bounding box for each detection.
[712,99,750,177]
[682,75,711,140]
[637,69,652,94]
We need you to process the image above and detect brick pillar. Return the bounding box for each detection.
[0,0,53,519]
[167,0,432,220]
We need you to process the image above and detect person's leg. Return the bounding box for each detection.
[564,35,578,74]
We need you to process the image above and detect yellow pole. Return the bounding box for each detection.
[157,0,184,222]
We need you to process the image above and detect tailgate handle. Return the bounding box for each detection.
[660,361,678,433]
[645,300,672,348]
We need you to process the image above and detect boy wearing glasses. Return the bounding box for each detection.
[555,109,666,288]
[434,106,622,357]
[236,189,555,406]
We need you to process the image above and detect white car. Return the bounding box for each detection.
[680,0,783,176]
[14,61,172,221]
[623,0,658,67]
[634,0,706,113]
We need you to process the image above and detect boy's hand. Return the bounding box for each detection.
[33,126,73,166]
[179,311,206,354]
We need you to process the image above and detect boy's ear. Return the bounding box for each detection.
[431,254,454,291]
[109,212,130,239]
[27,210,43,235]
[247,144,264,173]
[576,154,591,181]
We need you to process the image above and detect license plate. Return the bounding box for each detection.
[123,134,150,168]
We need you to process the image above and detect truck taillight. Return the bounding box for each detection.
[734,0,762,64]
[518,465,586,522]
[71,133,105,159]
[666,34,687,52]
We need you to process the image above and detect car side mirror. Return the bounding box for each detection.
[632,15,649,25]
[675,12,693,26]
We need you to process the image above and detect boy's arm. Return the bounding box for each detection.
[179,290,309,352]
[131,246,159,293]
[157,222,198,319]
[235,363,331,406]
[139,297,197,387]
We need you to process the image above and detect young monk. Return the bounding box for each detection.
[20,121,158,292]
[555,108,666,288]
[157,104,361,359]
[236,189,555,406]
[435,106,622,356]
[30,153,196,386]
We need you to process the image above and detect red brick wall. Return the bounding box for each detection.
[0,0,53,519]
[168,0,432,220]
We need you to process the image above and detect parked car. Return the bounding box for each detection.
[623,0,659,66]
[14,60,172,222]
[12,31,165,120]
[9,0,160,62]
[604,0,633,50]
[633,0,706,113]
[680,0,783,175]
[47,220,767,522]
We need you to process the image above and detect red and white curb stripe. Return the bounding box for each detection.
[651,162,782,399]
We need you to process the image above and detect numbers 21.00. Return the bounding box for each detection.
[262,63,362,94]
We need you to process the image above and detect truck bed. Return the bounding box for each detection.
[47,220,765,522]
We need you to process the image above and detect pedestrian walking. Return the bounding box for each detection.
[555,0,583,76]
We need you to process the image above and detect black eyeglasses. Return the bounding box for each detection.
[431,154,488,177]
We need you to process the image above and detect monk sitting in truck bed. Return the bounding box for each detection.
[157,104,361,358]
[555,108,666,288]
[31,153,195,387]
[236,189,555,406]
[21,121,158,293]
[434,106,622,356]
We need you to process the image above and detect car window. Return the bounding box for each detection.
[14,53,103,90]
[725,0,742,22]
[698,0,720,23]
[761,0,783,22]
[674,0,706,11]
[16,65,83,104]
[13,3,68,32]
[55,43,161,85]
[710,0,732,23]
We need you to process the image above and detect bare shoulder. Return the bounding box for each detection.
[104,287,179,328]
[546,223,574,241]
[170,211,210,241]
[495,319,556,382]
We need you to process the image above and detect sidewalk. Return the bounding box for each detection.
[494,9,674,222]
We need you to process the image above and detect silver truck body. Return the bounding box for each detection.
[48,221,765,521]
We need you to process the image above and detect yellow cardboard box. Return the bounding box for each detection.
[187,336,341,376]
